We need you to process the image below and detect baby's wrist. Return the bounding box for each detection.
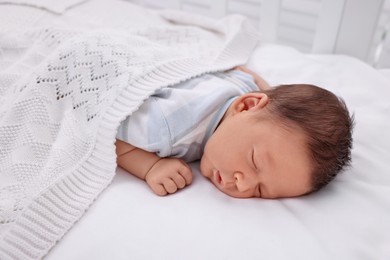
[144,157,163,180]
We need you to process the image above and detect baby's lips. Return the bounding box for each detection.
[213,170,223,185]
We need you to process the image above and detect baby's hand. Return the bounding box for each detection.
[145,158,193,196]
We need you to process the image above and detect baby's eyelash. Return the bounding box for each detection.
[252,149,257,169]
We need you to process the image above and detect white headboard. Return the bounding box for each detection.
[128,0,389,68]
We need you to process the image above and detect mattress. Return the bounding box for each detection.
[45,45,390,260]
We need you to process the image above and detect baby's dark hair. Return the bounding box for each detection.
[262,84,354,193]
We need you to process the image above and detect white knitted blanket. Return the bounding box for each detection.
[0,11,259,259]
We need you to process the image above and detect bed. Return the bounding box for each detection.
[0,0,389,259]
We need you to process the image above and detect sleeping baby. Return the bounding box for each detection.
[115,66,354,199]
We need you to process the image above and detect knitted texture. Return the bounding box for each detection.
[0,12,259,259]
[0,0,87,14]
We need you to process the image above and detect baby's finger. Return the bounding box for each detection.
[151,183,168,196]
[171,174,186,189]
[163,179,178,194]
[179,164,193,185]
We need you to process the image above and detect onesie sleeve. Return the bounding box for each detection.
[116,97,171,157]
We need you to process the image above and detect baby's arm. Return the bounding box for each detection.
[234,66,271,91]
[115,139,193,196]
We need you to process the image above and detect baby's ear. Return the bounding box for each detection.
[234,92,269,112]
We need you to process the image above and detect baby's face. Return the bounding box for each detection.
[200,104,312,199]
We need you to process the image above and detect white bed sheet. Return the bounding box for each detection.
[1,1,389,259]
[45,45,390,260]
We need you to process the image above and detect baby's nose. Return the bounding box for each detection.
[233,172,251,192]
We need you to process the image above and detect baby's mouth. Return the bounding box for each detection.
[213,170,223,185]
